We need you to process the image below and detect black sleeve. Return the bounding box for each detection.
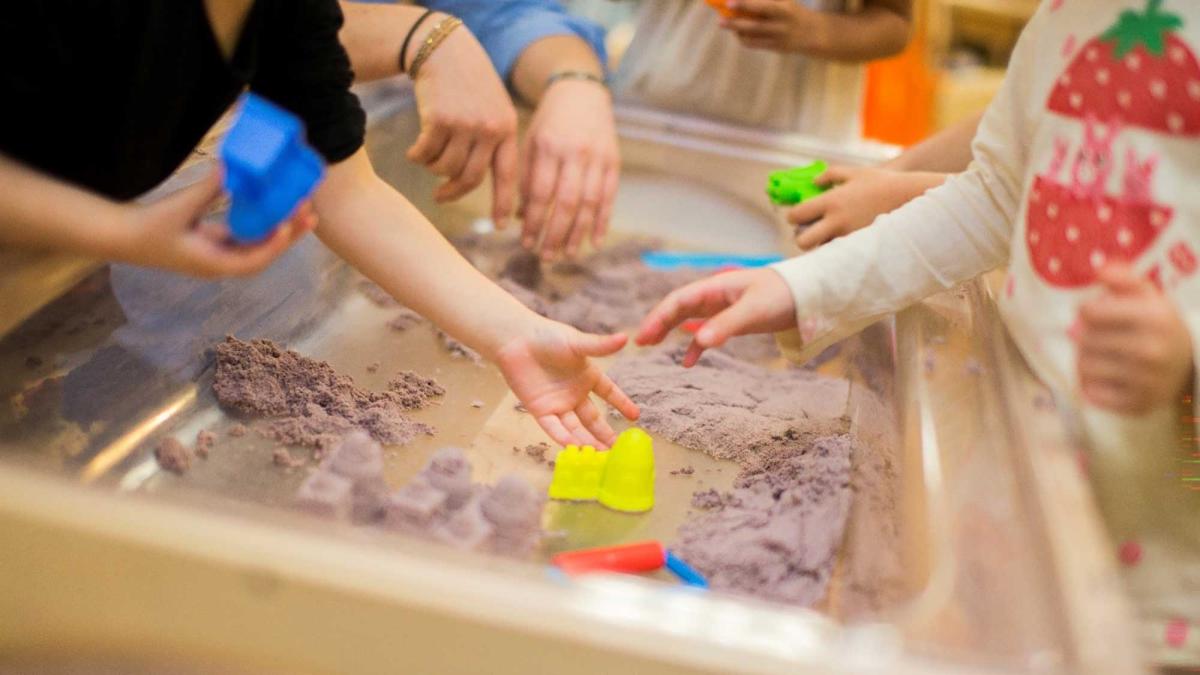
[252,0,366,164]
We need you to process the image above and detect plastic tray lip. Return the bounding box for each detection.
[0,462,1015,675]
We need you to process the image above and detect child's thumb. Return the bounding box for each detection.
[170,168,225,218]
[572,331,628,357]
[815,165,850,187]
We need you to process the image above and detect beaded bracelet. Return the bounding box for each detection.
[408,16,464,80]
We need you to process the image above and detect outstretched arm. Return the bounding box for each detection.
[640,4,1048,362]
[885,111,983,173]
[312,148,638,446]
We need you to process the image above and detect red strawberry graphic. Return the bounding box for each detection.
[1028,0,1194,287]
[1026,175,1172,286]
[1047,0,1200,135]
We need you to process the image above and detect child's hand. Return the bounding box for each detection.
[719,0,823,52]
[124,168,317,279]
[788,166,947,250]
[636,268,796,367]
[1076,265,1194,414]
[495,319,639,448]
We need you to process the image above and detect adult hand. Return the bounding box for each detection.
[636,268,797,367]
[787,166,946,250]
[496,318,639,447]
[408,27,519,227]
[122,168,316,279]
[719,0,824,52]
[1076,265,1195,415]
[519,78,619,262]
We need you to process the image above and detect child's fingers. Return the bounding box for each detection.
[729,0,788,17]
[694,298,759,348]
[681,339,707,368]
[593,374,639,422]
[571,331,627,358]
[166,169,225,227]
[787,194,829,226]
[1078,354,1138,385]
[636,281,727,345]
[1078,297,1147,330]
[535,414,576,447]
[575,400,617,448]
[1097,264,1154,297]
[1081,379,1134,413]
[723,17,784,37]
[1077,337,1137,365]
[795,218,839,250]
[561,410,600,448]
[189,223,295,277]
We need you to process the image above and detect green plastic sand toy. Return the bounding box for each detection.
[548,427,656,513]
[766,160,829,206]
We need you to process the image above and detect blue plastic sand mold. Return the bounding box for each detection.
[640,251,784,270]
[220,94,325,243]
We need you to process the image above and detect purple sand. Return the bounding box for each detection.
[607,348,850,465]
[387,309,425,332]
[295,470,354,519]
[675,435,854,606]
[380,447,545,556]
[155,437,191,475]
[320,431,390,523]
[608,348,862,607]
[212,336,433,456]
[435,329,484,365]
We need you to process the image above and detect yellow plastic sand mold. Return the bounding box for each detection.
[547,428,656,513]
[598,427,655,513]
[548,444,607,501]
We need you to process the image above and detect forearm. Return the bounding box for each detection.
[803,2,910,62]
[313,149,542,359]
[774,165,1013,348]
[510,35,605,105]
[885,111,983,173]
[0,154,129,258]
[339,2,442,82]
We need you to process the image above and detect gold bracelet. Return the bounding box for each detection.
[408,16,463,80]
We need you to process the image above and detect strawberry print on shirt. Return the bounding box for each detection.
[1027,0,1200,287]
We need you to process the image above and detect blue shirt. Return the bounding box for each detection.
[354,1,607,81]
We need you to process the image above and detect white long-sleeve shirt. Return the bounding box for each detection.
[772,0,1200,660]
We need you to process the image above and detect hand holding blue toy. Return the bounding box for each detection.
[220,94,325,244]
